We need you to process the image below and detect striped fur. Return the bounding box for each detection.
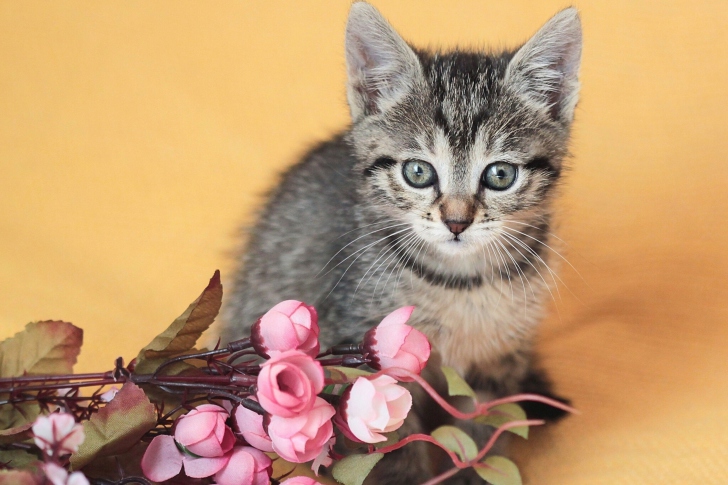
[223,3,581,482]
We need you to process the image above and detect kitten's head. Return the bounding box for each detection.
[345,2,581,259]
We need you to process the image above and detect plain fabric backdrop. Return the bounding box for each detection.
[1,1,727,483]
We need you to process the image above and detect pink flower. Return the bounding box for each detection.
[256,350,324,418]
[32,413,85,456]
[214,446,272,485]
[234,399,273,452]
[363,306,430,381]
[268,397,335,463]
[336,376,412,443]
[280,477,325,485]
[43,463,89,485]
[99,386,120,403]
[142,404,237,482]
[251,300,320,358]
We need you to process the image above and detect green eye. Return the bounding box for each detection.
[482,162,517,190]
[402,160,437,188]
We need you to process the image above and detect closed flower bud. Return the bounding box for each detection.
[214,446,272,485]
[268,397,335,463]
[335,375,411,443]
[362,306,430,381]
[256,350,324,418]
[174,404,235,458]
[280,477,326,485]
[234,398,273,452]
[251,300,320,358]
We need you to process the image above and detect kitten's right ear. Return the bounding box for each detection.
[345,2,423,122]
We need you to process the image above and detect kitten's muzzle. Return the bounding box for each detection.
[444,219,472,236]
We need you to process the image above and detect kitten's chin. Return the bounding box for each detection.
[434,238,484,257]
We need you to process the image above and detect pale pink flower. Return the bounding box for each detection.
[141,404,237,481]
[99,386,120,403]
[251,300,320,358]
[336,375,412,443]
[311,437,335,475]
[280,477,325,485]
[175,404,235,458]
[363,306,430,381]
[142,435,230,481]
[234,399,273,452]
[43,463,90,485]
[214,446,272,485]
[32,413,85,456]
[256,350,324,418]
[268,397,335,463]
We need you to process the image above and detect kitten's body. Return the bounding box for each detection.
[223,3,581,483]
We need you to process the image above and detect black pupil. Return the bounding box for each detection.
[496,169,506,179]
[414,164,424,177]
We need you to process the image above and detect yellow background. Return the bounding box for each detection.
[1,1,727,483]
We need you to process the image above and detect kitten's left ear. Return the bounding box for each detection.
[345,2,424,122]
[505,8,582,124]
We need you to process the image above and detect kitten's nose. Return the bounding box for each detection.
[444,220,472,236]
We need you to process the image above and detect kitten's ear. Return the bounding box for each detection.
[345,2,423,122]
[505,8,582,124]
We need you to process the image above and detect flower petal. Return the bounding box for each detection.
[141,435,183,482]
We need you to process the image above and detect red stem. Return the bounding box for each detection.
[420,467,460,485]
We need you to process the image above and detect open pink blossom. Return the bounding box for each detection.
[214,446,272,485]
[142,435,231,481]
[251,300,320,358]
[234,399,273,452]
[280,477,325,485]
[336,375,412,443]
[268,397,335,463]
[43,463,90,485]
[256,350,324,418]
[175,404,235,458]
[32,413,85,456]
[363,306,430,381]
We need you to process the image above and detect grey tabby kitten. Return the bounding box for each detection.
[223,2,581,483]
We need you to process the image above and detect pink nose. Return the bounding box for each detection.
[445,220,471,236]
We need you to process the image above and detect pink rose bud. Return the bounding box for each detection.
[363,306,430,381]
[43,463,90,485]
[281,477,326,485]
[256,350,324,418]
[32,413,85,456]
[336,375,412,443]
[174,404,236,458]
[214,446,272,485]
[251,300,320,358]
[268,397,335,463]
[142,434,233,481]
[234,399,273,452]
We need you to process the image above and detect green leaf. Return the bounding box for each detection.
[80,442,148,482]
[70,382,156,470]
[0,321,83,377]
[332,453,384,485]
[0,403,40,434]
[474,403,529,439]
[0,469,39,485]
[134,271,222,374]
[373,431,399,450]
[0,423,33,445]
[431,425,478,462]
[0,448,40,469]
[441,366,476,399]
[325,366,372,384]
[474,456,522,485]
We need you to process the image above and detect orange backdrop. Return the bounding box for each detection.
[1,1,727,483]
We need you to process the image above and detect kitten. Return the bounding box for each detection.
[223,2,581,483]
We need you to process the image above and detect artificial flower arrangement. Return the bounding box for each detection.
[0,271,572,485]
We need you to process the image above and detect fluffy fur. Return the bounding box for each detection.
[222,3,581,483]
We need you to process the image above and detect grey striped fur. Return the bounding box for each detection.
[222,3,581,483]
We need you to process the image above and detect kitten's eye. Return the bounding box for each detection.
[402,160,437,188]
[482,162,517,191]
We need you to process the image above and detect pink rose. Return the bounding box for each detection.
[142,404,237,481]
[175,404,235,458]
[280,477,325,485]
[234,399,273,452]
[251,300,320,358]
[256,350,324,418]
[32,413,85,456]
[268,397,335,463]
[43,463,90,485]
[336,375,412,443]
[214,446,272,485]
[363,306,430,381]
